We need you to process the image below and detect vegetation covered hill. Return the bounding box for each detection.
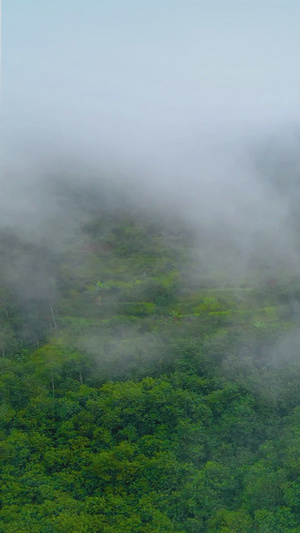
[1,188,300,532]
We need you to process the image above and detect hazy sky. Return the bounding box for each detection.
[1,1,300,288]
[3,1,300,161]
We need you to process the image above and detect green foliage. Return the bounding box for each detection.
[1,208,300,530]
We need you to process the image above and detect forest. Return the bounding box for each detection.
[1,177,300,533]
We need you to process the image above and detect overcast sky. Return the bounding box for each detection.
[1,1,300,286]
[3,1,300,162]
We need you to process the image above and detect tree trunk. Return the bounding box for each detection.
[51,376,55,397]
[49,302,57,328]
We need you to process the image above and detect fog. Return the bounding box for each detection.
[2,1,300,293]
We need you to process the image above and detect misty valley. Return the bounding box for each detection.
[4,0,300,529]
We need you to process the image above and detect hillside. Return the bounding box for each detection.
[1,196,300,532]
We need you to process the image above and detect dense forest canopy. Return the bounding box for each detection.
[1,168,300,532]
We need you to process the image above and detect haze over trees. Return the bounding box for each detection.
[3,1,300,531]
[0,173,299,531]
